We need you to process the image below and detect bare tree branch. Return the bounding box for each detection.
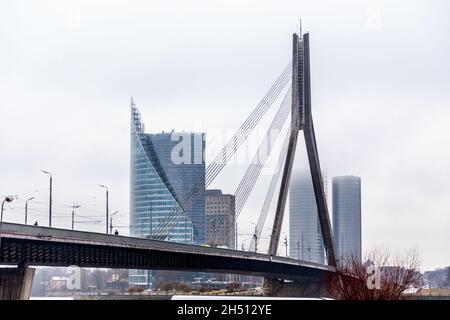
[327,247,422,300]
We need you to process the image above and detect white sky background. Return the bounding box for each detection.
[1,0,449,270]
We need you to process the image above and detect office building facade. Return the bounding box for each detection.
[129,101,206,286]
[332,176,362,264]
[205,190,236,249]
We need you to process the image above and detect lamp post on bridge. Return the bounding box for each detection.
[98,185,109,234]
[41,170,52,227]
[251,223,258,253]
[210,219,217,247]
[307,243,311,261]
[302,232,304,260]
[71,202,81,230]
[25,197,35,225]
[1,196,14,223]
[253,233,258,253]
[110,211,119,234]
[0,196,14,251]
[283,234,288,257]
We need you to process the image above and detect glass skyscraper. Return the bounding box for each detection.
[289,171,325,264]
[332,176,362,264]
[129,100,206,286]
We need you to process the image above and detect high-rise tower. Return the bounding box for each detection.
[129,99,206,287]
[130,100,206,243]
[289,171,325,264]
[332,176,362,264]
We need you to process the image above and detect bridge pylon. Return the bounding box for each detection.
[0,267,35,300]
[268,31,337,267]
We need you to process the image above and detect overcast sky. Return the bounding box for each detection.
[1,0,449,270]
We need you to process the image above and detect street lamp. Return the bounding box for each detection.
[251,222,258,253]
[283,234,288,257]
[41,170,52,227]
[210,219,216,247]
[25,197,35,225]
[1,196,14,223]
[0,196,14,254]
[110,211,118,235]
[71,202,81,230]
[98,185,109,234]
[307,243,311,261]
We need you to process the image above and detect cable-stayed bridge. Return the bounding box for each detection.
[145,30,336,268]
[0,30,338,299]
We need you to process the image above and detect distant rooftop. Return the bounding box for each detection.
[206,189,234,197]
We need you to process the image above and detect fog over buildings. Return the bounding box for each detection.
[289,171,325,264]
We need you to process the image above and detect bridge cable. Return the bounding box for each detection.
[151,70,291,240]
[248,127,291,252]
[221,115,291,248]
[233,87,292,217]
[154,58,293,232]
[211,87,292,247]
[151,59,295,240]
[204,59,294,186]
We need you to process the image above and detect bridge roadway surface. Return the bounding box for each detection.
[0,222,335,281]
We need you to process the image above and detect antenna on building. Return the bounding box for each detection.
[299,19,302,37]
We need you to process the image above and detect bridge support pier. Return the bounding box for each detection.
[0,267,35,300]
[262,278,332,298]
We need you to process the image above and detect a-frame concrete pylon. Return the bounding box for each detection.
[268,32,337,267]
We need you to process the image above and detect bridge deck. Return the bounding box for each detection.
[0,223,335,281]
